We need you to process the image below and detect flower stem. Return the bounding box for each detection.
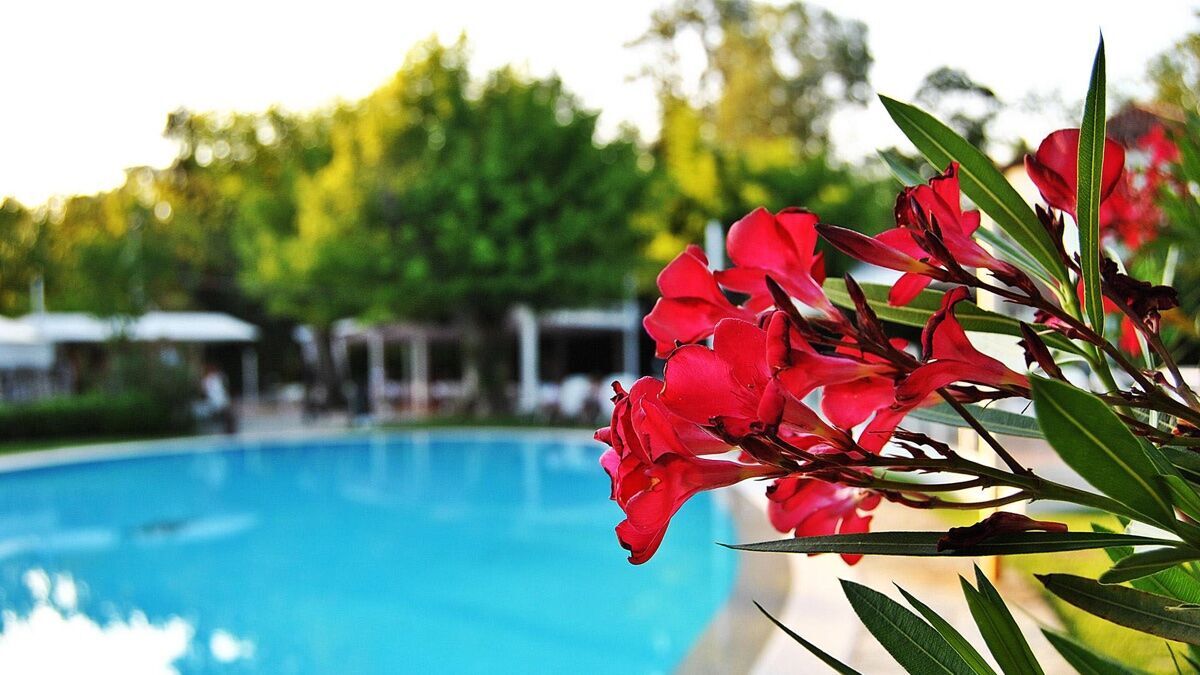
[937,389,1029,475]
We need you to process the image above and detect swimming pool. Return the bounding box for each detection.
[0,431,738,674]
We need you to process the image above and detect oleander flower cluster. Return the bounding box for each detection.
[597,128,1180,566]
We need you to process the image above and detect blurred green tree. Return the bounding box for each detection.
[629,0,891,276]
[239,39,647,409]
[0,199,42,314]
[1150,14,1200,112]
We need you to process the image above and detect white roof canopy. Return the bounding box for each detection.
[0,317,53,369]
[0,316,40,345]
[16,312,259,344]
[131,312,258,343]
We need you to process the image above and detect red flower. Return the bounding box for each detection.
[897,287,1029,405]
[714,207,838,318]
[767,312,899,431]
[901,164,1013,267]
[601,448,778,564]
[766,476,881,565]
[874,164,1017,306]
[643,245,754,358]
[1025,129,1126,218]
[660,318,773,439]
[874,228,940,306]
[1138,124,1179,168]
[661,318,853,449]
[595,377,728,464]
[1100,125,1178,248]
[816,223,943,280]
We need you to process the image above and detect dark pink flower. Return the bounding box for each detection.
[897,287,1029,405]
[662,318,854,449]
[602,448,779,564]
[1100,125,1178,248]
[766,312,898,431]
[660,319,773,439]
[595,377,728,464]
[879,164,1017,306]
[714,207,838,318]
[766,475,881,565]
[816,223,943,280]
[643,245,754,358]
[1025,129,1126,218]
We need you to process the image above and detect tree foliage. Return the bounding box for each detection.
[283,39,648,325]
[1150,13,1200,112]
[631,0,890,273]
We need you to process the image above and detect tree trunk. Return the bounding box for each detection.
[313,324,347,410]
[459,310,512,417]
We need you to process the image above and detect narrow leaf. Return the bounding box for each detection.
[907,403,1043,439]
[1078,36,1108,337]
[976,227,1059,287]
[1094,524,1200,604]
[1099,547,1200,585]
[754,601,862,675]
[879,149,926,187]
[823,279,1084,355]
[1041,630,1140,675]
[1038,573,1200,645]
[1162,448,1200,484]
[962,566,1043,675]
[879,95,1067,283]
[1031,376,1176,526]
[841,579,976,674]
[1165,475,1200,523]
[725,531,1173,557]
[896,585,998,675]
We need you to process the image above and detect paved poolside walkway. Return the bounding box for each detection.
[721,491,1073,675]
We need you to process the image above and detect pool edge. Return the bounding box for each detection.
[0,426,599,474]
[675,486,791,674]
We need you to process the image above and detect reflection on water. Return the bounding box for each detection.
[0,432,735,674]
[0,569,252,674]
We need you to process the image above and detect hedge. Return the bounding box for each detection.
[0,392,194,442]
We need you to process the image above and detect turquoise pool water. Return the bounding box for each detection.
[0,432,737,673]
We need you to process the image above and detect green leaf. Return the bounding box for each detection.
[896,585,998,675]
[879,149,926,187]
[1041,629,1141,675]
[1165,475,1200,523]
[961,566,1043,675]
[1031,377,1176,526]
[725,530,1173,557]
[1162,448,1200,484]
[823,279,1084,355]
[1038,573,1200,645]
[1077,36,1108,338]
[976,227,1059,287]
[879,95,1067,284]
[753,601,862,675]
[1099,547,1200,585]
[906,403,1043,439]
[1094,524,1200,604]
[840,579,976,674]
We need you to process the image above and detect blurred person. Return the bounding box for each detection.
[557,374,597,423]
[202,364,236,434]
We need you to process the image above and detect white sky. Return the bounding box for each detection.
[1,0,1196,206]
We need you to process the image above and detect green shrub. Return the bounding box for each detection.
[0,392,193,442]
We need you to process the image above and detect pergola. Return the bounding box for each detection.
[331,319,463,416]
[329,300,641,418]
